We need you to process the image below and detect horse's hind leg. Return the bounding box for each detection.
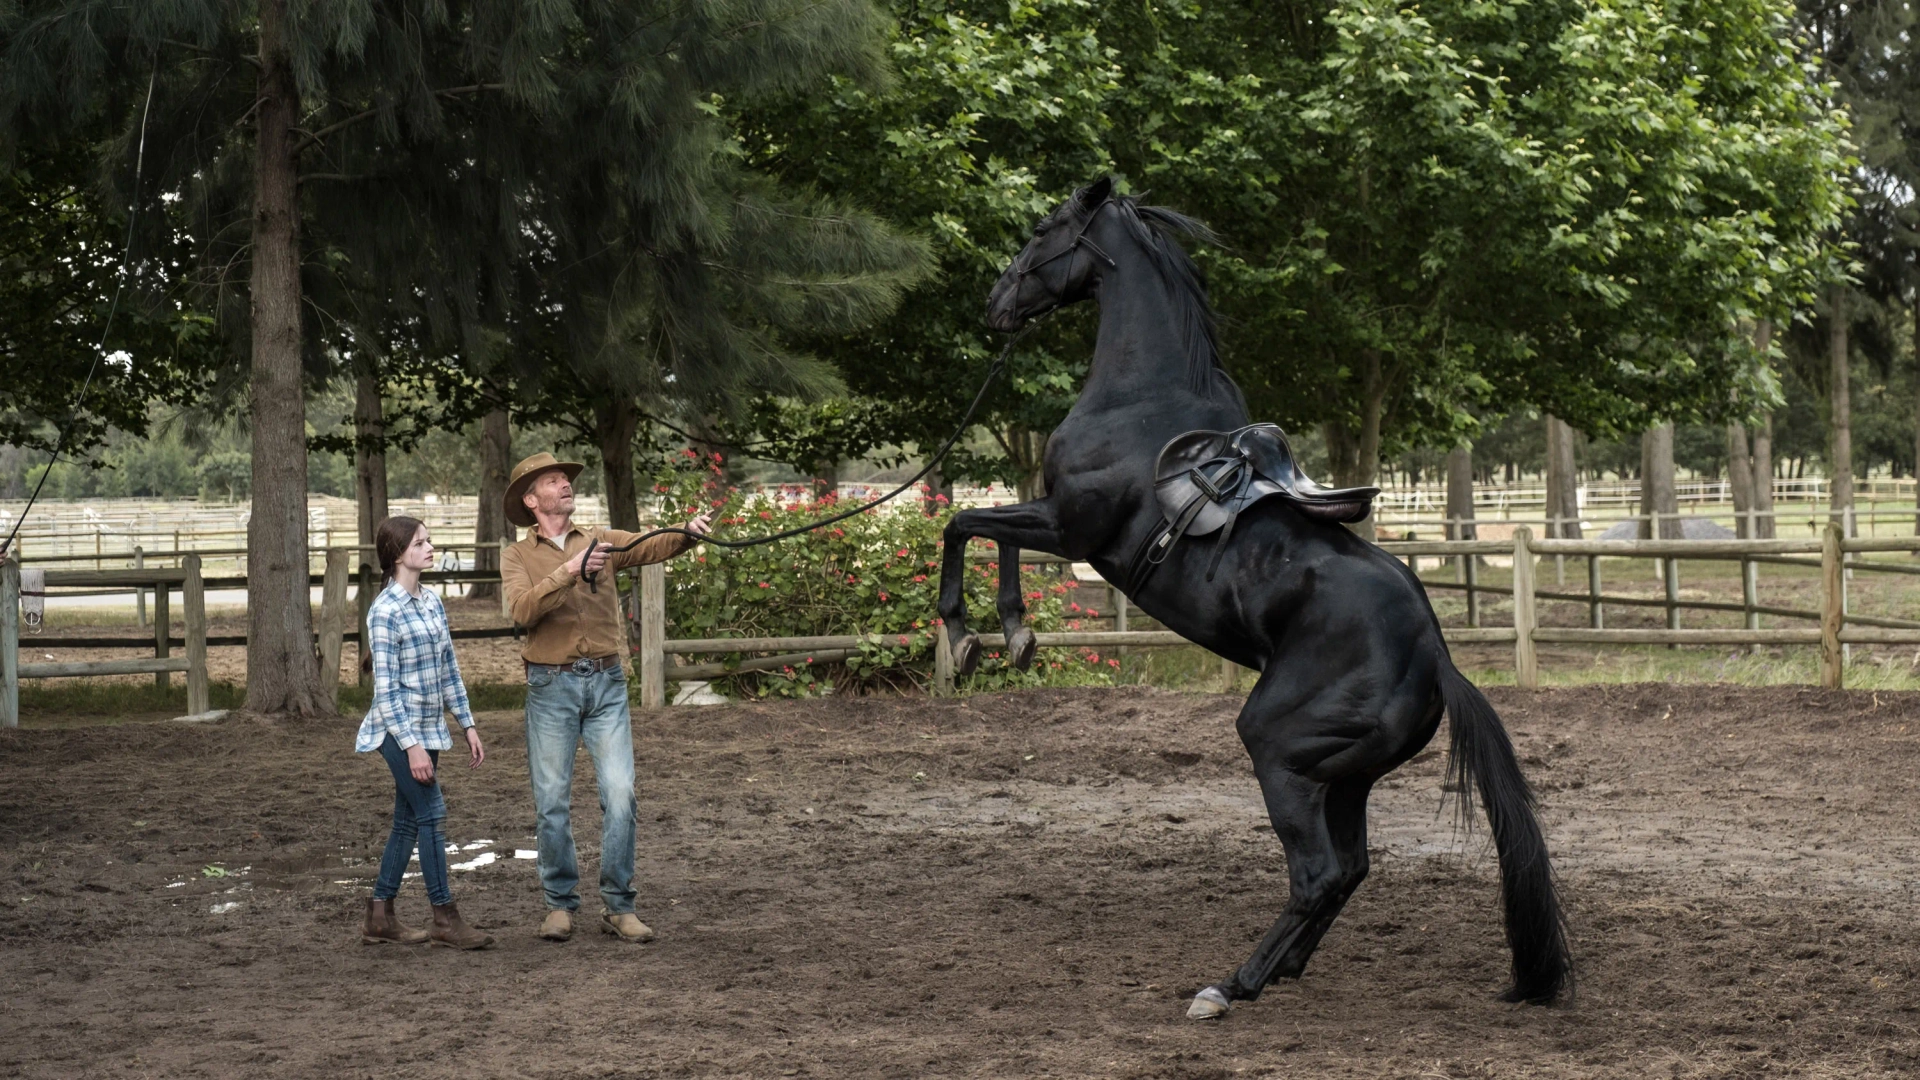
[1188,771,1371,1018]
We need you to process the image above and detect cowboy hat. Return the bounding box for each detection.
[505,452,584,528]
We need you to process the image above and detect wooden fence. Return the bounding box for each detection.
[5,524,1912,725]
[1,558,211,727]
[630,523,1913,704]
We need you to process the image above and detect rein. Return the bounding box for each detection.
[581,324,1032,592]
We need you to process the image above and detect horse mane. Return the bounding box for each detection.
[1105,197,1244,407]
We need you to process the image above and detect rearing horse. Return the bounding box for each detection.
[937,178,1570,1017]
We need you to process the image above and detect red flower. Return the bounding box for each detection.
[878,591,890,602]
[913,574,927,584]
[896,548,909,558]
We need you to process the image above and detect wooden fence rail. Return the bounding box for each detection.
[1,557,210,727]
[633,523,1906,704]
[6,524,1912,722]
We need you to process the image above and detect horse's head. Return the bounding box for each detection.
[985,176,1116,331]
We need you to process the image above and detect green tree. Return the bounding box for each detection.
[0,137,219,497]
[735,0,1119,495]
[4,0,918,713]
[1113,0,1848,497]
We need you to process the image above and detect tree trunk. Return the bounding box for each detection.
[1912,300,1919,537]
[1324,349,1385,541]
[1752,410,1775,538]
[595,395,641,531]
[1007,426,1047,503]
[1727,421,1755,539]
[1829,283,1853,524]
[1543,415,1581,539]
[1444,442,1475,541]
[922,461,953,515]
[1751,319,1775,539]
[244,0,328,717]
[810,457,839,499]
[1640,423,1679,539]
[471,408,512,600]
[353,368,388,547]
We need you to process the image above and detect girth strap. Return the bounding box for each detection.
[1126,456,1254,593]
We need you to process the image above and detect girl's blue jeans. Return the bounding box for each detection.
[373,735,450,906]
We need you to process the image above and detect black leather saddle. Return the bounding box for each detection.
[1125,423,1379,590]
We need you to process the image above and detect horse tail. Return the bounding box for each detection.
[1439,658,1571,1003]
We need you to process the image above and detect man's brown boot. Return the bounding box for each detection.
[539,909,573,942]
[362,898,428,945]
[429,902,496,950]
[601,912,656,943]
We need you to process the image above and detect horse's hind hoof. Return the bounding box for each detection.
[1497,983,1560,1006]
[952,634,982,676]
[1186,986,1231,1020]
[1006,626,1037,671]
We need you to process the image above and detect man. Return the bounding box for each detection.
[500,452,711,943]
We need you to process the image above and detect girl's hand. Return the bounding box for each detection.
[465,726,485,769]
[406,744,435,784]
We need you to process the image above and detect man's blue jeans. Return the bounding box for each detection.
[524,665,638,914]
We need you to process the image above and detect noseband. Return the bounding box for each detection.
[1014,197,1119,290]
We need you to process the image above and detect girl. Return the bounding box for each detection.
[354,515,493,949]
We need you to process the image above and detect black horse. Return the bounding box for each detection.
[937,178,1569,1017]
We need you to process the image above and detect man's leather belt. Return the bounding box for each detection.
[526,654,623,677]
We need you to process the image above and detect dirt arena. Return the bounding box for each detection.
[3,683,1917,1078]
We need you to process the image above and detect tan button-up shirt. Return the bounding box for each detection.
[501,525,697,665]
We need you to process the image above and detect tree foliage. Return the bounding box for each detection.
[737,0,1849,486]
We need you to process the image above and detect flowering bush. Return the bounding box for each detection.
[653,451,1115,698]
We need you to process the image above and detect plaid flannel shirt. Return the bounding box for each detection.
[354,582,475,752]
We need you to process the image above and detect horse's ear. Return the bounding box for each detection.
[1079,176,1114,208]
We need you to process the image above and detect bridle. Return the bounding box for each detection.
[1012,196,1117,296]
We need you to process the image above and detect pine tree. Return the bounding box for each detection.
[2,0,924,713]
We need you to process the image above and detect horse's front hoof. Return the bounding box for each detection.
[952,634,982,676]
[1186,986,1231,1020]
[1006,626,1037,671]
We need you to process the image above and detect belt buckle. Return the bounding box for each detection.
[569,657,596,676]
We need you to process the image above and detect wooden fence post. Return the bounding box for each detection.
[1820,522,1844,689]
[1586,555,1603,629]
[933,626,954,697]
[640,562,665,709]
[134,545,147,627]
[1464,555,1481,628]
[152,576,171,690]
[318,548,349,697]
[2,558,18,728]
[1511,526,1538,688]
[1663,554,1681,648]
[183,554,209,716]
[1742,556,1760,655]
[356,562,375,688]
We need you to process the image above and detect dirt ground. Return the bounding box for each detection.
[3,683,1918,1078]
